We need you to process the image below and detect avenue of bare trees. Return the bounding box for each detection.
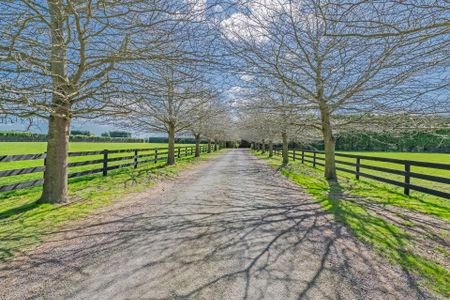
[0,0,448,202]
[0,0,231,203]
[222,0,449,181]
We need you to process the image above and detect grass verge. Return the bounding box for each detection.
[254,151,450,297]
[0,150,221,262]
[0,142,197,187]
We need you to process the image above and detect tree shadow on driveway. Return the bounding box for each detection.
[0,150,432,299]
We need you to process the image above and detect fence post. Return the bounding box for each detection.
[134,150,138,169]
[293,149,296,161]
[404,163,411,196]
[178,148,181,158]
[356,158,360,180]
[313,151,316,168]
[102,149,108,176]
[301,150,304,164]
[154,149,158,163]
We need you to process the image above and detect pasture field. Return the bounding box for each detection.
[309,151,450,196]
[0,142,196,188]
[0,142,193,155]
[256,151,450,296]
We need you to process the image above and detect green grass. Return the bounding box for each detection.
[0,142,196,187]
[0,141,191,154]
[0,149,221,262]
[255,151,450,297]
[297,150,450,199]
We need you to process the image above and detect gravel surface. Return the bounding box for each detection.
[0,149,432,299]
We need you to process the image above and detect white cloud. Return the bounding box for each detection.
[219,0,322,43]
[220,0,289,43]
[185,0,207,20]
[229,86,243,94]
[220,12,268,42]
[212,4,224,14]
[240,74,255,82]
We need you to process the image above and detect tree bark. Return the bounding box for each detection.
[39,114,71,203]
[214,141,218,151]
[39,0,70,204]
[261,139,265,153]
[268,140,273,158]
[207,138,212,153]
[167,123,176,165]
[282,131,289,165]
[319,104,337,181]
[195,133,201,157]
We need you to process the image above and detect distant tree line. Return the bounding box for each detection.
[148,137,208,144]
[0,131,144,143]
[101,131,132,138]
[303,130,450,153]
[70,130,93,136]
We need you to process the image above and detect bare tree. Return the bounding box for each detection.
[121,61,215,165]
[212,111,237,149]
[0,0,208,202]
[220,0,448,181]
[189,98,226,157]
[324,1,450,39]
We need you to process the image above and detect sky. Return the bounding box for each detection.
[2,0,446,138]
[0,0,240,138]
[0,118,154,137]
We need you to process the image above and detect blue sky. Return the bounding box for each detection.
[0,118,153,137]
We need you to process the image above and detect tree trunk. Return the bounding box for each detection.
[319,104,337,181]
[282,131,289,165]
[39,114,71,203]
[268,140,273,158]
[261,139,266,153]
[167,123,176,165]
[39,0,70,204]
[214,141,218,151]
[207,138,212,153]
[195,133,201,157]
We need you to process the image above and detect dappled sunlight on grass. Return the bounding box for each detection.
[348,181,450,222]
[254,151,450,296]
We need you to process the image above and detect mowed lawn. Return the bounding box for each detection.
[308,151,450,195]
[0,142,196,187]
[0,141,191,155]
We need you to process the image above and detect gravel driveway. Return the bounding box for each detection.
[0,149,431,299]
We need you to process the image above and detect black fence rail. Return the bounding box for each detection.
[0,145,214,193]
[273,148,450,200]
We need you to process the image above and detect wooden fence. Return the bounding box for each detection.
[0,145,214,193]
[273,148,450,200]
